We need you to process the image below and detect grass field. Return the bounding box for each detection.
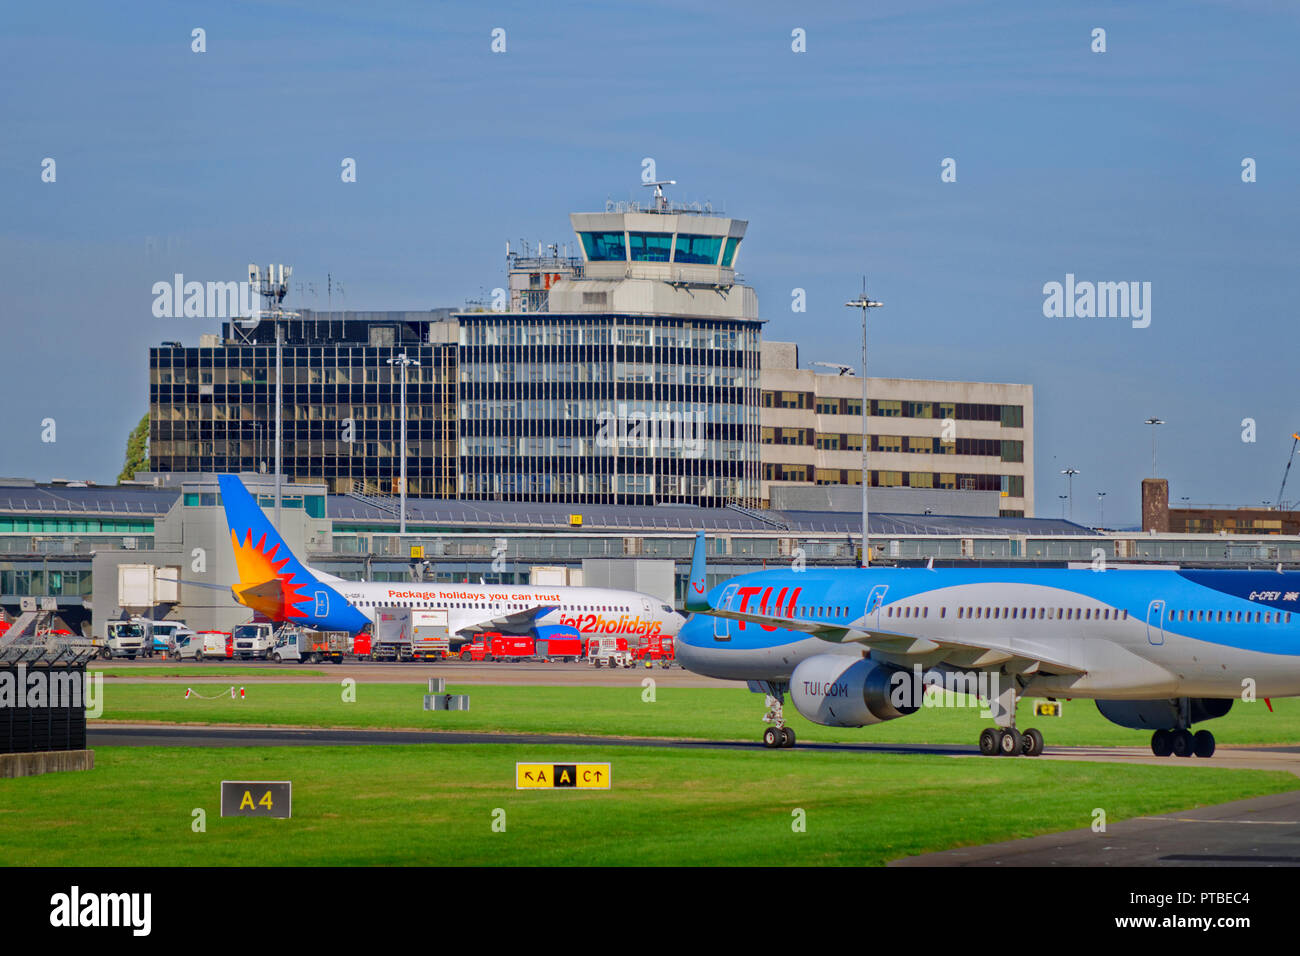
[1,745,1294,866]
[89,680,1300,748]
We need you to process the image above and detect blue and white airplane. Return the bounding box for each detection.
[675,533,1300,757]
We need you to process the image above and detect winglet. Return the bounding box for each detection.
[686,531,709,611]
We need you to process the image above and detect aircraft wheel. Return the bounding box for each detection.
[1151,729,1173,756]
[1022,727,1045,757]
[1171,729,1194,758]
[781,727,796,748]
[762,726,783,749]
[998,729,1023,756]
[979,727,1001,756]
[1193,729,1216,759]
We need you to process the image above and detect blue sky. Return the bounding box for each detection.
[3,0,1298,525]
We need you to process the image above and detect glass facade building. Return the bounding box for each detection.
[457,312,762,506]
[148,312,459,496]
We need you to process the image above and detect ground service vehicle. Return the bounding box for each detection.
[144,620,195,658]
[170,633,199,661]
[171,631,230,661]
[459,634,535,662]
[271,627,349,664]
[232,621,276,660]
[99,621,148,660]
[194,631,233,661]
[587,636,634,668]
[634,635,676,668]
[372,608,451,661]
[535,635,583,662]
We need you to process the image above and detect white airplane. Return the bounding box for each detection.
[217,474,684,645]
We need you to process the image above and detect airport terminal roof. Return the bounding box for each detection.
[0,479,1097,536]
[330,496,1098,537]
[0,481,176,516]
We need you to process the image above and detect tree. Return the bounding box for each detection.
[117,413,150,482]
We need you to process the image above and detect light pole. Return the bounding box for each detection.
[387,352,420,535]
[1060,467,1080,521]
[845,280,883,568]
[1058,494,1068,518]
[1144,417,1165,477]
[1096,491,1107,528]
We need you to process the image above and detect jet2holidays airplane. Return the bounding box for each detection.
[217,474,684,646]
[674,533,1300,757]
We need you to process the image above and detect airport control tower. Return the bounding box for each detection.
[457,183,763,508]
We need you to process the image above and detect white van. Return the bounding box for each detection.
[145,620,195,658]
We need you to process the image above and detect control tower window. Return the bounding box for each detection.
[629,232,673,262]
[721,237,741,267]
[673,234,722,265]
[579,231,627,261]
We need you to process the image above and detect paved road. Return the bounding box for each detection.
[90,660,731,687]
[87,722,970,753]
[84,724,1300,772]
[891,789,1300,867]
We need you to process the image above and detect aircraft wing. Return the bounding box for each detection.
[455,605,558,637]
[698,606,1086,676]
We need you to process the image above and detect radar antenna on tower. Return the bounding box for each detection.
[642,179,677,212]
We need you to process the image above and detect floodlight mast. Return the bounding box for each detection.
[248,264,298,525]
[387,353,421,534]
[845,279,883,567]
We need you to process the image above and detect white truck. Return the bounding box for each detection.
[97,620,148,660]
[371,608,451,662]
[269,627,349,664]
[232,621,276,660]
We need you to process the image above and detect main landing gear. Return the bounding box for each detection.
[758,684,796,749]
[978,726,1045,756]
[976,676,1045,757]
[1150,700,1216,758]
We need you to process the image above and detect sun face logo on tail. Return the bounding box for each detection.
[229,528,313,621]
[216,474,374,635]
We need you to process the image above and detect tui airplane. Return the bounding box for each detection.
[675,532,1300,757]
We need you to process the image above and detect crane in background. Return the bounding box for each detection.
[1277,432,1300,510]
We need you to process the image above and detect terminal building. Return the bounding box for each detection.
[143,187,1038,516]
[759,342,1034,516]
[148,311,460,497]
[148,191,763,508]
[6,474,1300,638]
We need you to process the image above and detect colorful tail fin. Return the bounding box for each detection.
[217,475,367,633]
[686,531,709,611]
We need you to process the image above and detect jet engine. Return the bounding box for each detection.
[790,654,920,727]
[1095,698,1233,730]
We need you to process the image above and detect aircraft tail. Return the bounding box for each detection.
[216,475,320,623]
[686,531,709,611]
